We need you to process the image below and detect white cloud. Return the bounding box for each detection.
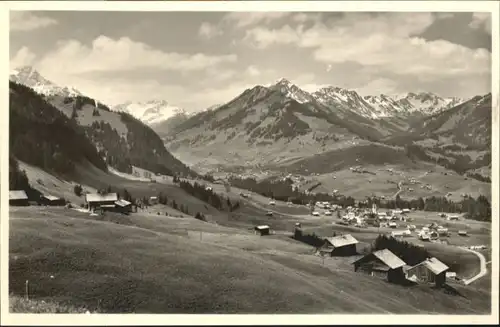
[245,65,261,77]
[223,12,292,28]
[469,12,491,34]
[10,11,58,31]
[35,35,237,75]
[243,13,491,78]
[198,22,222,39]
[353,78,398,96]
[10,46,36,69]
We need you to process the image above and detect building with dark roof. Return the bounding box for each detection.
[353,249,407,283]
[405,257,449,288]
[254,225,270,236]
[320,234,358,256]
[39,194,66,206]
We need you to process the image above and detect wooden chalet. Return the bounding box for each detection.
[320,234,358,257]
[405,257,449,288]
[85,193,119,212]
[353,249,407,283]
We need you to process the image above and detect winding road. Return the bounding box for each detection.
[461,247,488,285]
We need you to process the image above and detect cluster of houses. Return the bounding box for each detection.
[336,206,413,228]
[418,223,450,241]
[9,190,66,207]
[9,189,135,215]
[316,233,453,288]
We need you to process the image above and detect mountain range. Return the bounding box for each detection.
[159,78,490,180]
[9,66,491,182]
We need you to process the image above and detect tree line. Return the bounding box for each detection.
[359,194,491,222]
[174,177,241,212]
[227,175,356,207]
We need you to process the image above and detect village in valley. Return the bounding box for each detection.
[6,7,495,317]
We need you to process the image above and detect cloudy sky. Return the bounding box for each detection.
[10,10,492,112]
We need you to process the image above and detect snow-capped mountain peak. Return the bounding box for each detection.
[269,77,315,104]
[113,100,187,126]
[9,65,82,97]
[394,92,465,115]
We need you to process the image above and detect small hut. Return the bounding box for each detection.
[114,199,132,214]
[254,225,270,236]
[39,194,66,206]
[9,190,29,206]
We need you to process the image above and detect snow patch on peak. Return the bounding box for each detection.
[9,65,82,98]
[269,78,315,104]
[113,100,187,126]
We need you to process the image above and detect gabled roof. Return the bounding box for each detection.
[42,195,61,201]
[115,199,131,207]
[9,190,28,201]
[409,257,449,275]
[372,249,406,269]
[85,193,118,203]
[255,225,270,230]
[325,234,358,248]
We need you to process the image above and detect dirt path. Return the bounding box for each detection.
[461,247,488,285]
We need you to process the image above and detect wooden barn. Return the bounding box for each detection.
[254,225,270,236]
[405,257,449,288]
[85,193,119,212]
[353,249,407,283]
[39,194,66,206]
[320,234,359,257]
[114,199,132,214]
[9,190,29,206]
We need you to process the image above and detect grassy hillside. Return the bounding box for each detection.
[9,207,491,314]
[282,143,418,174]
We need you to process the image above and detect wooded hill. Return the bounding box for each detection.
[10,82,107,177]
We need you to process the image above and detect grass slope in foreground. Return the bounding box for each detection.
[9,207,490,314]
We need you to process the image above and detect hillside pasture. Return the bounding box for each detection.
[9,207,491,314]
